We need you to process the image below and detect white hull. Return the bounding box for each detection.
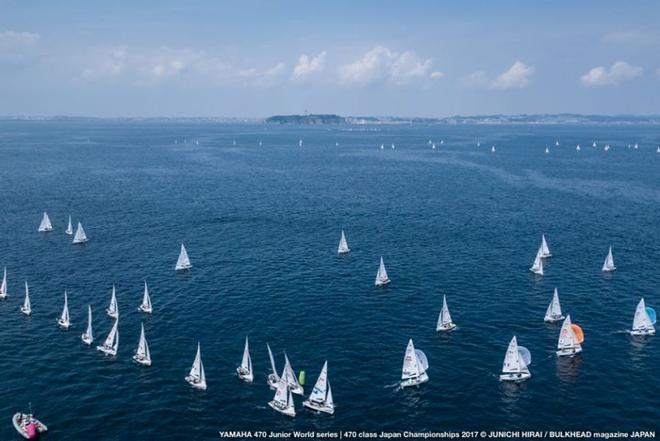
[602,267,615,272]
[138,305,152,314]
[630,328,655,336]
[302,400,335,415]
[530,268,543,275]
[268,401,295,417]
[13,413,48,439]
[375,278,390,287]
[57,318,70,329]
[289,385,304,396]
[185,375,207,390]
[81,334,93,345]
[268,374,280,389]
[176,263,192,271]
[544,315,565,323]
[97,345,117,356]
[499,371,531,382]
[236,367,253,383]
[20,306,31,316]
[436,322,456,332]
[0,294,7,300]
[400,372,429,388]
[107,309,118,319]
[556,346,582,357]
[133,354,152,366]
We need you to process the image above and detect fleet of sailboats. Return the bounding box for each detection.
[400,339,429,388]
[175,244,192,270]
[499,336,531,382]
[185,342,207,390]
[57,291,71,329]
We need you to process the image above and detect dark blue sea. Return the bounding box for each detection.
[0,120,658,440]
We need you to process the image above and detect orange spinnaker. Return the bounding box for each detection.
[571,324,584,343]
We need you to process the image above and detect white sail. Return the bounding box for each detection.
[138,281,152,313]
[576,144,581,151]
[326,382,334,409]
[540,234,551,257]
[501,336,528,375]
[436,294,455,331]
[632,298,655,334]
[267,343,279,380]
[107,285,119,319]
[38,212,53,232]
[73,222,87,243]
[58,291,70,328]
[308,361,329,403]
[21,281,31,315]
[99,319,119,355]
[375,256,390,286]
[175,243,192,270]
[238,336,253,379]
[65,216,73,235]
[602,246,615,272]
[186,342,207,389]
[401,339,421,380]
[545,147,549,154]
[82,305,93,344]
[0,266,7,298]
[337,230,350,254]
[544,288,564,322]
[491,146,496,152]
[282,354,303,393]
[273,375,289,406]
[298,139,303,147]
[134,323,151,365]
[530,248,544,275]
[557,315,581,354]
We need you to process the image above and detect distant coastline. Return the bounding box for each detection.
[2,113,660,125]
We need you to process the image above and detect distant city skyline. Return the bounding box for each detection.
[1,0,659,117]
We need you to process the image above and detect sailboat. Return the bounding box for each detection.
[476,138,481,147]
[539,234,551,258]
[630,298,655,336]
[576,144,581,151]
[400,339,429,388]
[432,143,436,150]
[440,139,444,145]
[137,281,152,313]
[337,230,350,254]
[267,344,280,388]
[236,336,253,382]
[374,256,390,286]
[57,291,71,329]
[282,354,304,395]
[65,216,73,235]
[38,212,53,232]
[556,315,582,357]
[592,141,597,148]
[391,143,395,149]
[81,305,94,345]
[175,244,192,270]
[380,144,384,150]
[436,294,456,332]
[268,376,296,417]
[97,319,119,356]
[298,139,303,147]
[634,143,639,149]
[106,285,119,319]
[132,323,152,366]
[657,146,660,154]
[302,361,335,414]
[604,144,610,151]
[555,140,559,147]
[602,246,616,272]
[491,146,496,153]
[73,222,88,244]
[530,248,544,276]
[499,336,531,382]
[0,266,7,299]
[545,147,549,154]
[544,288,565,323]
[259,140,263,147]
[185,342,207,390]
[20,281,31,316]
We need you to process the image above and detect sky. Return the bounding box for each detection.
[1,0,659,117]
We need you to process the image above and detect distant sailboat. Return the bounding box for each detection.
[634,143,639,149]
[175,244,192,270]
[432,143,436,150]
[555,140,559,146]
[657,146,660,153]
[57,291,71,329]
[236,336,253,382]
[137,281,152,313]
[20,281,31,316]
[391,143,395,150]
[556,315,582,357]
[491,146,496,153]
[107,285,119,319]
[499,336,531,382]
[337,230,350,254]
[0,267,7,299]
[65,216,73,235]
[302,361,334,414]
[38,212,53,232]
[544,288,565,323]
[97,319,119,356]
[576,144,581,151]
[259,140,263,147]
[530,249,544,276]
[374,257,390,286]
[630,298,655,336]
[436,294,456,332]
[298,139,303,147]
[476,138,481,147]
[380,144,384,150]
[602,246,616,272]
[282,354,304,395]
[539,234,551,258]
[545,147,549,154]
[400,339,429,388]
[132,323,151,366]
[604,144,610,151]
[81,305,94,345]
[440,139,444,145]
[185,342,207,390]
[267,343,280,388]
[269,376,296,417]
[592,141,597,147]
[73,222,88,244]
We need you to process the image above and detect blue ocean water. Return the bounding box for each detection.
[0,120,658,439]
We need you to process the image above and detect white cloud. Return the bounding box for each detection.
[339,46,438,85]
[265,62,286,77]
[459,70,488,88]
[291,51,326,80]
[0,30,40,50]
[580,61,643,86]
[490,61,535,90]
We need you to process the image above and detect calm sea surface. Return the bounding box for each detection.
[0,120,658,439]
